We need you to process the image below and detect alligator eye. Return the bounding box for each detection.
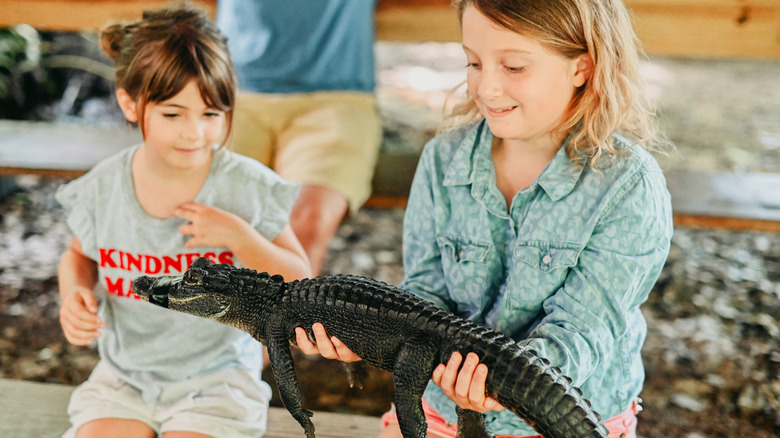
[184,270,203,286]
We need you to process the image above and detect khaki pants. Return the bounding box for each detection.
[231,90,382,214]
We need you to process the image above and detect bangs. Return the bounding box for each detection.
[144,36,235,113]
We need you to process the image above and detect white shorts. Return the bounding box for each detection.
[62,361,272,437]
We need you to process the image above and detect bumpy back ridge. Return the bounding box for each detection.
[280,273,608,437]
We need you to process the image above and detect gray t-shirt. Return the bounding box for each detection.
[56,145,299,401]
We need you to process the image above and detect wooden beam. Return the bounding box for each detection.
[377,0,461,42]
[673,214,780,233]
[1,0,778,58]
[0,0,217,32]
[376,0,780,58]
[628,0,780,59]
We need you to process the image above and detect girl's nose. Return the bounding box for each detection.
[477,68,503,99]
[181,117,205,141]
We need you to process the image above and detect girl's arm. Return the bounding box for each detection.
[174,202,312,280]
[58,237,104,346]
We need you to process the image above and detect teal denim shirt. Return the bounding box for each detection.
[401,121,673,435]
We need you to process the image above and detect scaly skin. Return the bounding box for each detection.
[132,257,609,438]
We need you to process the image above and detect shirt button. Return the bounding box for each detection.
[542,254,552,264]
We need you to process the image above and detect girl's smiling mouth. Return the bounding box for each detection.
[174,146,205,153]
[485,105,518,117]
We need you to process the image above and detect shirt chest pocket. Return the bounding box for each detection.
[514,242,581,273]
[507,242,582,310]
[437,235,492,307]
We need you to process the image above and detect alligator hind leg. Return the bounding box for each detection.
[392,338,439,438]
[455,407,492,438]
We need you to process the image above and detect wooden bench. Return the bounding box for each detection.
[0,378,381,438]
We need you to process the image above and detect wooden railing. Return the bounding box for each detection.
[1,0,779,58]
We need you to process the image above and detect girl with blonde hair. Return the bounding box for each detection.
[302,0,674,436]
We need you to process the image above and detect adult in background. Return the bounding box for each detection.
[217,0,382,274]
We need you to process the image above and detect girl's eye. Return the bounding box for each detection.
[466,62,481,70]
[505,66,526,73]
[163,113,180,119]
[204,111,221,118]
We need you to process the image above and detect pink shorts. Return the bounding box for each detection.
[381,398,640,438]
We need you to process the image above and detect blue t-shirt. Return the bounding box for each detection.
[216,0,378,93]
[401,121,673,435]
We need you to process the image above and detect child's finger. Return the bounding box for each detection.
[454,352,479,400]
[469,363,491,409]
[179,223,195,236]
[432,363,447,386]
[78,287,100,314]
[312,323,338,359]
[438,352,463,394]
[173,203,200,222]
[294,327,318,354]
[330,336,360,362]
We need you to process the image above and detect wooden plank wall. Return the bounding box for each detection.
[1,0,779,58]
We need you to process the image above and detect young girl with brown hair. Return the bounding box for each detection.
[56,4,311,437]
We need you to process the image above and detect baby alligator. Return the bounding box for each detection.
[132,257,609,438]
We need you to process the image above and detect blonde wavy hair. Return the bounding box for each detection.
[100,2,236,146]
[446,0,671,166]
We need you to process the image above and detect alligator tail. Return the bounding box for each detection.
[486,344,609,438]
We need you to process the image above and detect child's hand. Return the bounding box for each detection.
[174,202,250,249]
[59,286,104,346]
[432,351,505,413]
[295,323,362,363]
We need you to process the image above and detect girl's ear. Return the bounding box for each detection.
[571,53,593,88]
[115,88,139,122]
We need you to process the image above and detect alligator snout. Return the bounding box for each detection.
[132,275,182,308]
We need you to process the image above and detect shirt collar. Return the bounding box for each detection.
[442,120,584,201]
[536,137,584,201]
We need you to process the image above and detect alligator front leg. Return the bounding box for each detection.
[392,337,439,438]
[343,361,369,389]
[266,329,315,438]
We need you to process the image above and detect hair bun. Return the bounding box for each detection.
[99,23,128,61]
